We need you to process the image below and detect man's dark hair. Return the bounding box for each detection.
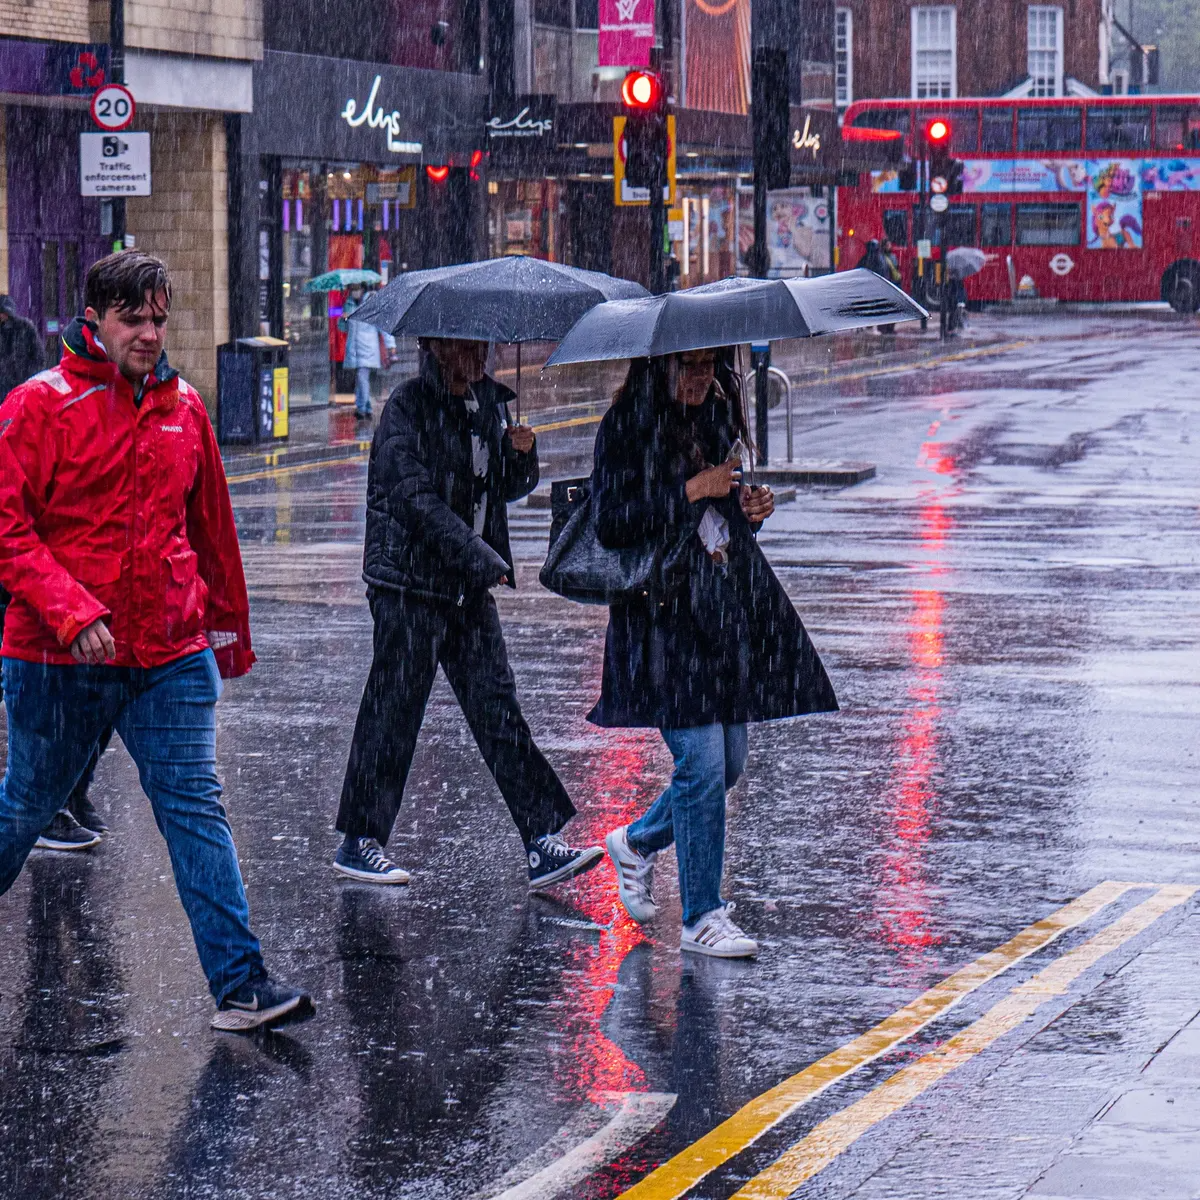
[85,250,172,318]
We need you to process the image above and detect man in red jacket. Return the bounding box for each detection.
[0,251,313,1032]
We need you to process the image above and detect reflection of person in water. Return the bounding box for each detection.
[1091,202,1142,249]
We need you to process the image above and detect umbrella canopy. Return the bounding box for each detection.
[348,255,649,343]
[304,268,383,292]
[945,247,988,280]
[545,270,927,366]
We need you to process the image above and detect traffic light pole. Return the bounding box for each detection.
[109,0,127,250]
[649,144,667,295]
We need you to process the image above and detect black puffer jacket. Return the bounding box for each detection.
[363,353,539,604]
[587,381,838,730]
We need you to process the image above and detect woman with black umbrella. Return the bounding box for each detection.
[592,347,838,958]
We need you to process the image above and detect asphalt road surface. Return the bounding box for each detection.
[1,312,1198,1200]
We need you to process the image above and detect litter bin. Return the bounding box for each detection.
[217,336,289,444]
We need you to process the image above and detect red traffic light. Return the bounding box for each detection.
[924,118,951,146]
[621,69,663,112]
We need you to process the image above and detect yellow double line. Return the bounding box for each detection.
[618,880,1193,1200]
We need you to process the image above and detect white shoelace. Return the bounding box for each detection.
[359,838,396,870]
[619,838,656,900]
[538,833,573,861]
[691,904,748,946]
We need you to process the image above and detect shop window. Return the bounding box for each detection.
[1018,107,1080,152]
[981,108,1014,153]
[981,202,1013,246]
[1016,202,1080,246]
[1086,107,1151,152]
[575,0,599,28]
[883,208,909,247]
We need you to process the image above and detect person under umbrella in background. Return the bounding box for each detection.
[334,336,603,891]
[339,283,396,422]
[593,347,838,958]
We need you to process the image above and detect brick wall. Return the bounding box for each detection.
[847,0,1102,100]
[126,111,229,408]
[125,0,262,61]
[0,0,89,43]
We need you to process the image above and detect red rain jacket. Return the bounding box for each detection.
[0,319,254,677]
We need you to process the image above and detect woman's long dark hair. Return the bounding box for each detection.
[612,347,752,454]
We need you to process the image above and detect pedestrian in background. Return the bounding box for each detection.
[0,294,42,401]
[339,283,396,422]
[333,337,603,891]
[594,347,838,958]
[0,250,313,1032]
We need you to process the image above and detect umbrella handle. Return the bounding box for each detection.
[515,343,522,426]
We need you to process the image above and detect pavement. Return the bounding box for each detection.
[3,308,1200,1199]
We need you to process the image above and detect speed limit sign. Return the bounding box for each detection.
[90,84,136,132]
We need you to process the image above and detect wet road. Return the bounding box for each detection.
[2,312,1199,1199]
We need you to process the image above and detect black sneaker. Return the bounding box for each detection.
[34,810,102,852]
[211,975,315,1033]
[526,834,604,893]
[333,836,411,884]
[67,792,109,836]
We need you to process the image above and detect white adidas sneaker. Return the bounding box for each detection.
[680,903,758,959]
[605,826,658,923]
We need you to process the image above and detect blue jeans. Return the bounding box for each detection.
[0,650,264,1003]
[354,366,373,416]
[627,723,748,926]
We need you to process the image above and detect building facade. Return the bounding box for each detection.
[1,0,258,402]
[833,0,1108,105]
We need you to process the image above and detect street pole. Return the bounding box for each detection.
[649,138,667,294]
[750,54,772,465]
[109,0,127,250]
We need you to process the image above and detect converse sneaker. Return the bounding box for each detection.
[34,810,102,852]
[333,837,411,884]
[211,974,315,1033]
[526,833,604,892]
[680,903,758,959]
[605,826,658,923]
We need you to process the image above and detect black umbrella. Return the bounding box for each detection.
[350,255,649,419]
[544,270,927,366]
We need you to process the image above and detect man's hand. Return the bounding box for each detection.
[740,484,775,523]
[70,619,115,665]
[508,424,536,454]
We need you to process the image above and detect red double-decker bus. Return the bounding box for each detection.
[837,96,1200,311]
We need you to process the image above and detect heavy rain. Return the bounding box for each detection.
[1,2,1199,1198]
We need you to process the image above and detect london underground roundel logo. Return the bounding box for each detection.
[90,84,136,132]
[1049,253,1075,276]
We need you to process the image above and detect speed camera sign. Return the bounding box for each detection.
[90,84,136,132]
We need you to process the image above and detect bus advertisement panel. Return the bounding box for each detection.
[837,98,1200,311]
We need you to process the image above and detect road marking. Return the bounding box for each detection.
[476,1092,677,1200]
[733,883,1195,1199]
[225,454,369,486]
[614,880,1135,1200]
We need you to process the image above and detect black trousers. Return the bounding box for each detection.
[337,588,575,846]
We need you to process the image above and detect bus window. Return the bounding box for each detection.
[1155,106,1200,151]
[981,108,1015,153]
[851,108,910,137]
[981,202,1013,246]
[941,206,977,247]
[1087,107,1151,152]
[883,209,909,247]
[951,109,980,153]
[1016,202,1081,246]
[1018,108,1082,152]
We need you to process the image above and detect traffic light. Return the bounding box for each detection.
[621,69,666,189]
[924,117,964,195]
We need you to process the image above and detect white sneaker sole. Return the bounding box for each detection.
[332,861,411,885]
[605,829,658,923]
[34,833,102,852]
[211,994,315,1033]
[528,844,604,893]
[680,938,759,960]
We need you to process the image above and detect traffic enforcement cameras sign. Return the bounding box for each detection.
[80,132,151,196]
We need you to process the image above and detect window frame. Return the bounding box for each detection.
[1027,5,1064,99]
[1016,201,1081,247]
[835,8,853,108]
[981,202,1014,247]
[911,6,957,101]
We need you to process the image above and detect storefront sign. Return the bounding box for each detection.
[487,95,556,166]
[599,0,655,67]
[791,114,822,160]
[0,41,109,96]
[340,75,423,155]
[80,132,151,196]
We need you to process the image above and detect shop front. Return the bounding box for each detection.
[230,51,487,411]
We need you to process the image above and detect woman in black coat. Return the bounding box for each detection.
[592,347,838,958]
